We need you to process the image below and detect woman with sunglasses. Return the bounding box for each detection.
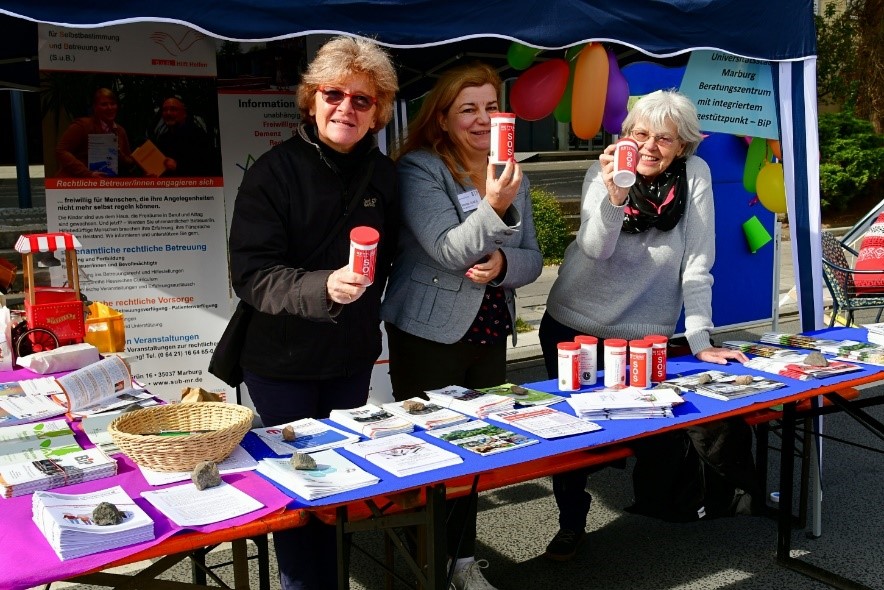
[537,90,752,562]
[227,36,398,590]
[382,62,542,590]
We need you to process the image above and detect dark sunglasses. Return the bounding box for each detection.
[317,87,377,112]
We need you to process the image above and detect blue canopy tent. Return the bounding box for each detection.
[0,0,823,332]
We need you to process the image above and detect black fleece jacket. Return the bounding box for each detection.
[229,124,398,380]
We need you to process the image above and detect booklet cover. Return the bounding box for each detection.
[488,406,602,439]
[381,398,470,430]
[344,432,462,477]
[424,385,514,418]
[427,420,539,455]
[257,449,380,500]
[0,381,67,426]
[476,383,565,407]
[32,485,154,560]
[329,404,413,439]
[662,370,786,401]
[1,447,117,498]
[744,356,863,381]
[252,418,361,455]
[54,356,158,419]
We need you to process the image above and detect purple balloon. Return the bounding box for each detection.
[602,48,630,134]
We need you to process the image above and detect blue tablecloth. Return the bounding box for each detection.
[243,326,882,509]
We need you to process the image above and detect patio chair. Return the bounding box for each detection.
[821,230,884,327]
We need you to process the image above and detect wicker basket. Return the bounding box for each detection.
[109,402,254,472]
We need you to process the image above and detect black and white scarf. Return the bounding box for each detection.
[621,157,688,234]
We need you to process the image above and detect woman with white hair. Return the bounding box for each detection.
[538,89,753,562]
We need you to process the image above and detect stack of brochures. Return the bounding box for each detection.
[252,418,361,454]
[0,419,118,498]
[0,378,67,426]
[381,397,470,430]
[476,383,565,407]
[1,448,117,498]
[661,370,786,401]
[864,322,884,346]
[329,404,414,438]
[488,406,603,439]
[344,433,462,477]
[257,448,380,500]
[0,418,79,463]
[566,386,684,420]
[424,385,515,418]
[759,332,863,355]
[32,485,154,560]
[723,340,806,360]
[428,420,539,455]
[744,356,863,380]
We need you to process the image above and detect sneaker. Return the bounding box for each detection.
[543,528,586,561]
[451,559,499,590]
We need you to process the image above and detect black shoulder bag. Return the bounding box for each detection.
[209,159,376,387]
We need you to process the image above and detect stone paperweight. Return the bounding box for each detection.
[291,452,317,470]
[192,461,221,490]
[93,501,124,526]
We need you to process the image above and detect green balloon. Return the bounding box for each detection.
[507,42,542,70]
[743,137,769,193]
[554,59,577,123]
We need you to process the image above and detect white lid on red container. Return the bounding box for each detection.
[350,226,380,246]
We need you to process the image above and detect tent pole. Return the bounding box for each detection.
[10,90,33,209]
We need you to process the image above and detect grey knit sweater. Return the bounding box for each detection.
[545,156,715,354]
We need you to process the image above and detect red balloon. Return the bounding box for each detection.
[510,59,570,121]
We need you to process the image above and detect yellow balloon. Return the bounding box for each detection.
[756,162,787,214]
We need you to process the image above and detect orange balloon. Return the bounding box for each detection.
[767,138,782,160]
[571,43,608,140]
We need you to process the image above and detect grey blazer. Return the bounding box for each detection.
[381,149,542,345]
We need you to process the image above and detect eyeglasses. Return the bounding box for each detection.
[317,87,377,112]
[631,129,678,148]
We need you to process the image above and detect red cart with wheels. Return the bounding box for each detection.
[13,232,86,358]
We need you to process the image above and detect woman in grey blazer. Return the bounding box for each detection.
[381,62,542,590]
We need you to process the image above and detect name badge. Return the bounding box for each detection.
[457,189,481,212]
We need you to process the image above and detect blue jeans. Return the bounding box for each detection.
[244,367,372,590]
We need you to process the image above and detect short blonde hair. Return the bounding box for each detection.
[297,36,398,133]
[621,89,703,157]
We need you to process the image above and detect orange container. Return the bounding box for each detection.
[84,303,126,353]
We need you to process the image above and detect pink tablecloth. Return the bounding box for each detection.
[0,366,293,590]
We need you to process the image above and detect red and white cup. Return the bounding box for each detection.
[349,226,379,284]
[612,138,639,188]
[490,113,516,164]
[557,341,581,391]
[628,339,652,389]
[644,334,669,382]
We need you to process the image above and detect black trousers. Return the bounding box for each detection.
[538,312,605,530]
[244,368,372,590]
[540,312,760,527]
[386,322,507,557]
